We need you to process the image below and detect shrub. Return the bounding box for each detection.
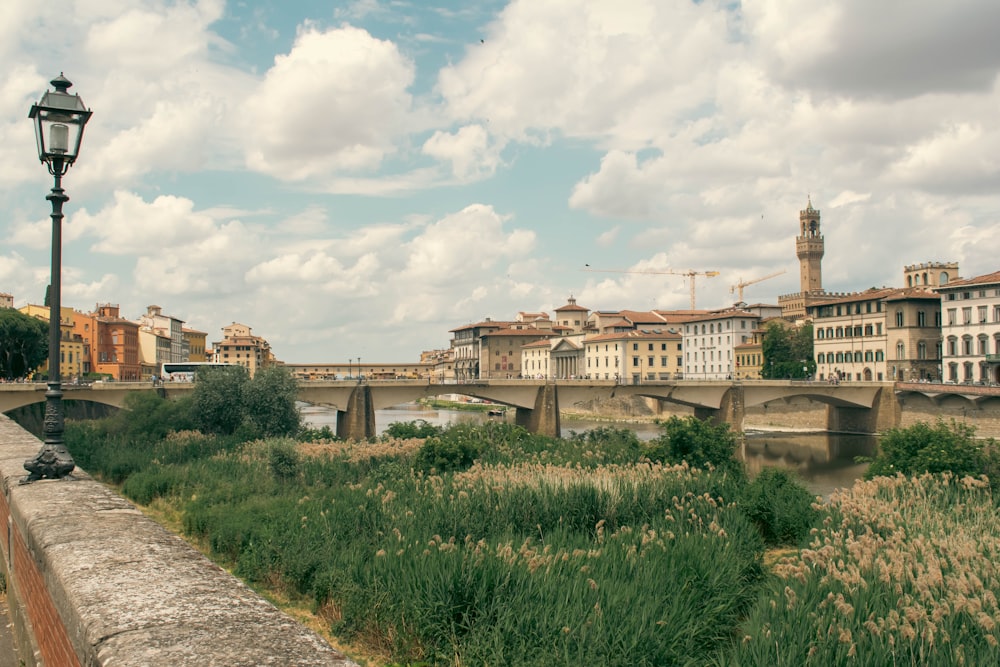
[643,416,739,470]
[298,425,336,442]
[738,467,817,546]
[863,419,998,482]
[383,419,443,440]
[415,431,483,473]
[267,439,301,481]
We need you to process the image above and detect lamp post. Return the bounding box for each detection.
[23,74,92,483]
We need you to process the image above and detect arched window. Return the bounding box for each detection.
[918,342,927,360]
[896,342,905,360]
[940,272,950,285]
[907,275,913,287]
[895,310,904,327]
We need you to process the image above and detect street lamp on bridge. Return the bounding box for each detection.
[22,74,92,483]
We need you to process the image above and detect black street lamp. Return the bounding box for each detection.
[23,74,92,483]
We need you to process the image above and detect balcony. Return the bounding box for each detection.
[986,354,1000,364]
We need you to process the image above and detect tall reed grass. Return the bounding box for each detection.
[731,473,1000,665]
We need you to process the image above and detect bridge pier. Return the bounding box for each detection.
[336,385,376,441]
[692,386,744,433]
[514,384,560,438]
[827,387,899,433]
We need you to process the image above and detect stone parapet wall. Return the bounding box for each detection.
[0,415,357,667]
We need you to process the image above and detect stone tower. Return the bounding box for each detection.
[796,198,824,294]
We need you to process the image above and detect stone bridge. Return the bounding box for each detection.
[1,379,898,440]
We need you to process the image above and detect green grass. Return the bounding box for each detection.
[66,415,1000,666]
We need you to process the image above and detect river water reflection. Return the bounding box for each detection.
[301,403,875,498]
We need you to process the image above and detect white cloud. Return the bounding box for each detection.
[437,0,735,146]
[422,124,504,181]
[243,25,416,181]
[72,191,221,255]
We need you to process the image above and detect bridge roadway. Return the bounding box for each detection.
[0,379,900,440]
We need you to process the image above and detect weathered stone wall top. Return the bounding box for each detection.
[0,415,357,667]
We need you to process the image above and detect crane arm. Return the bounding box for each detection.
[730,269,786,301]
[582,266,719,309]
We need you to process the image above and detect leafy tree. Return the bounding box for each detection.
[190,365,300,438]
[192,366,250,435]
[762,322,814,379]
[863,419,999,482]
[0,309,48,380]
[643,415,740,471]
[242,365,302,437]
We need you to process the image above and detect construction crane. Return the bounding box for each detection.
[729,270,786,303]
[583,266,720,309]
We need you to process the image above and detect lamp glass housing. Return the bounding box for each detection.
[29,74,92,172]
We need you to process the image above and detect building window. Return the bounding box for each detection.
[963,307,972,324]
[917,311,926,327]
[979,336,988,355]
[947,337,957,356]
[979,306,988,322]
[963,336,973,355]
[896,342,905,360]
[918,342,927,360]
[875,350,884,362]
[895,311,904,327]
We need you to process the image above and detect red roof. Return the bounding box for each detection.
[938,270,1000,289]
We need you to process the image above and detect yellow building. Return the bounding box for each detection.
[212,323,274,377]
[18,304,86,381]
[183,327,208,362]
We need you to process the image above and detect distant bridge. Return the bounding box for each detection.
[0,379,911,440]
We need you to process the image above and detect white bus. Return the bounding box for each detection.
[160,362,238,382]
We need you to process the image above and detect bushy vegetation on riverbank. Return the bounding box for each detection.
[64,389,1000,666]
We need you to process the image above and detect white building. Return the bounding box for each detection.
[938,270,1000,384]
[682,310,759,380]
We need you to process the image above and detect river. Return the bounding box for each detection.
[300,403,875,498]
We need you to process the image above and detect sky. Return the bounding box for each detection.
[1,0,999,363]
